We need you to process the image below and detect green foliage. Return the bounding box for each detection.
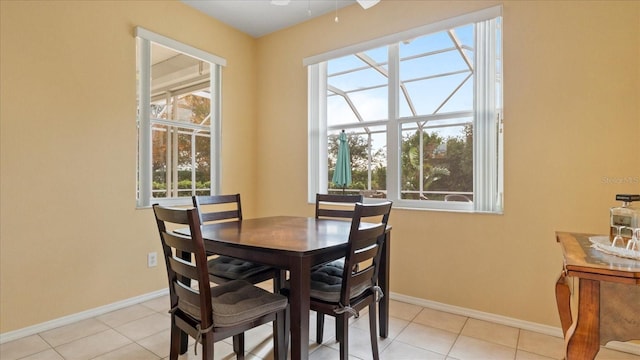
[327,125,472,198]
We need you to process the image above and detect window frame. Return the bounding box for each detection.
[135,27,225,208]
[306,7,503,213]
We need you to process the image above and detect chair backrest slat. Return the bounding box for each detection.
[349,266,375,289]
[315,193,363,220]
[168,257,199,281]
[201,210,241,223]
[352,244,379,264]
[193,194,242,224]
[162,232,197,254]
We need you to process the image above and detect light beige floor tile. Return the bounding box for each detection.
[114,313,170,341]
[517,330,564,359]
[460,318,519,348]
[596,346,640,360]
[96,304,156,328]
[327,325,393,360]
[140,296,170,313]
[388,299,422,321]
[380,341,446,360]
[174,341,260,360]
[256,279,275,292]
[39,318,110,347]
[395,322,458,355]
[54,329,131,360]
[137,329,172,358]
[449,335,516,360]
[242,323,278,359]
[351,313,410,340]
[0,335,51,360]
[16,349,64,360]
[308,345,361,360]
[92,343,160,360]
[413,307,468,334]
[312,311,337,345]
[516,349,557,360]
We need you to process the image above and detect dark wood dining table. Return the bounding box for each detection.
[191,216,391,360]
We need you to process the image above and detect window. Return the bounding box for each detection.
[307,7,503,212]
[136,28,225,207]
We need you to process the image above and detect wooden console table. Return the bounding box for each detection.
[555,232,640,360]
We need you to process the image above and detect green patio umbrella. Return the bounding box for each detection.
[332,130,352,193]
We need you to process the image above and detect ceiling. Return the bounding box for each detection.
[181,0,357,38]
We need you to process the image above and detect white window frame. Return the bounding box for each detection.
[135,27,226,208]
[306,6,503,213]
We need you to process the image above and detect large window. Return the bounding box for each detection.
[308,7,503,212]
[136,28,225,207]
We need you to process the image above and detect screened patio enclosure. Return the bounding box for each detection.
[139,42,213,200]
[323,19,502,206]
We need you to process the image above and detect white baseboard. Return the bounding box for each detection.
[0,289,168,345]
[2,289,637,356]
[389,292,640,356]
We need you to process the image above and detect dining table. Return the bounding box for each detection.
[185,215,391,360]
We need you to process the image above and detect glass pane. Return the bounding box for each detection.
[327,46,389,126]
[151,125,168,198]
[145,42,212,200]
[176,131,193,197]
[399,24,475,118]
[329,67,386,92]
[327,127,387,198]
[150,98,168,119]
[349,87,388,122]
[400,118,473,201]
[400,51,469,81]
[194,132,211,196]
[327,94,360,126]
[150,43,211,126]
[402,72,472,116]
[175,93,211,126]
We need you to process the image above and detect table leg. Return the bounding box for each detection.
[555,271,572,337]
[565,278,600,360]
[289,257,311,360]
[378,231,390,338]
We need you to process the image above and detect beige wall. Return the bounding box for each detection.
[1,0,638,334]
[0,0,258,332]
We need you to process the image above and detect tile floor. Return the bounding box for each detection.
[2,289,639,360]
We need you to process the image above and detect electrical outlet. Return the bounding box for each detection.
[147,252,158,268]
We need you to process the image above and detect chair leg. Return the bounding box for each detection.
[274,306,289,360]
[201,334,215,360]
[285,305,290,355]
[273,270,286,293]
[169,322,181,360]
[368,303,380,360]
[316,312,324,344]
[337,314,349,360]
[233,333,245,359]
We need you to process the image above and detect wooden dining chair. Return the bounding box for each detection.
[314,193,363,343]
[152,204,288,360]
[192,194,283,293]
[290,201,392,360]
